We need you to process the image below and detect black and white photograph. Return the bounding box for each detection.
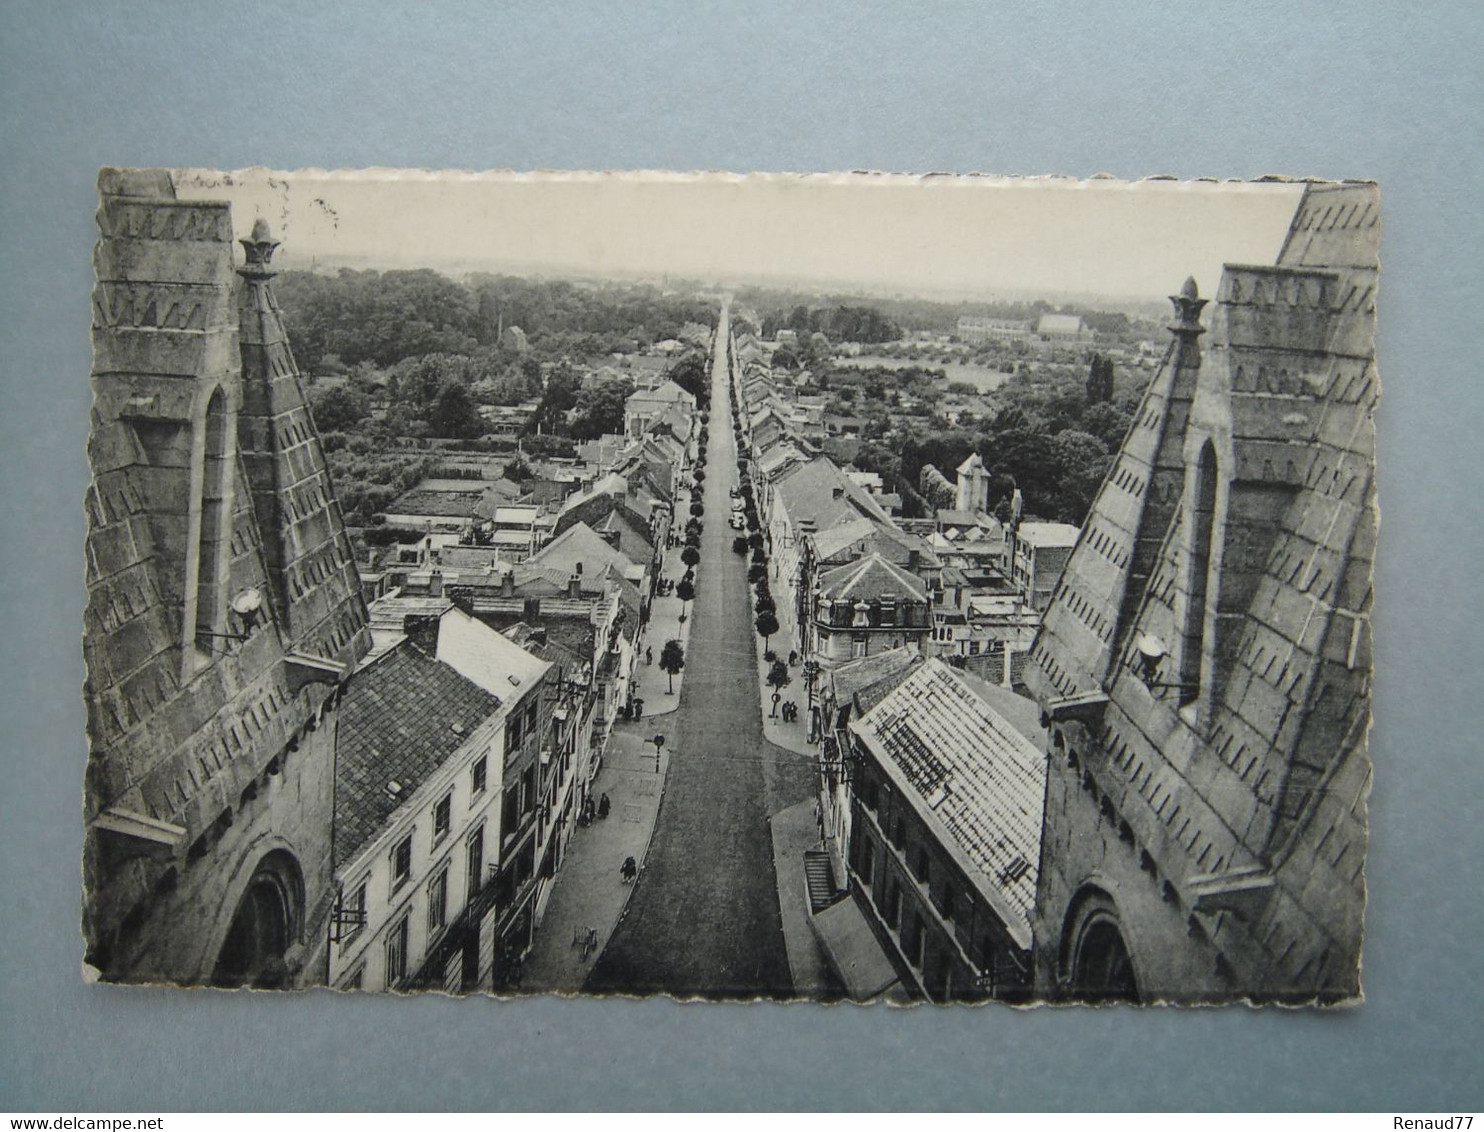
[81,167,1375,1006]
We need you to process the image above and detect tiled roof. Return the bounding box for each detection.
[818,553,927,603]
[527,520,638,579]
[626,379,694,406]
[808,517,878,563]
[811,517,939,569]
[1036,313,1086,335]
[335,643,503,870]
[851,658,1046,947]
[826,645,924,708]
[773,457,891,532]
[502,622,590,680]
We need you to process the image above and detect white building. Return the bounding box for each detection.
[330,605,553,993]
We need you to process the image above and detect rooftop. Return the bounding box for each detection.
[1015,521,1080,548]
[335,643,503,870]
[774,457,892,532]
[850,658,1047,947]
[827,645,925,712]
[818,553,928,603]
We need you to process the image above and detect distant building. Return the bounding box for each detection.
[1036,313,1091,339]
[810,553,932,666]
[956,317,1029,345]
[1011,521,1080,612]
[954,452,991,514]
[1025,183,1378,1003]
[623,379,695,441]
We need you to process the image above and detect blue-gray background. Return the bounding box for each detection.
[2,0,1479,1112]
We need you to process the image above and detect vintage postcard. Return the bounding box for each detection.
[81,168,1375,1004]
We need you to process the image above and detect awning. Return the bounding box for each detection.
[810,892,902,1002]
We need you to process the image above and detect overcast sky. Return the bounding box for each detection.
[174,169,1303,301]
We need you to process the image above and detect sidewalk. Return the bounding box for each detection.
[750,545,816,759]
[768,797,839,999]
[631,497,698,718]
[520,727,671,993]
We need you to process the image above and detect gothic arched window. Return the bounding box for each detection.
[193,388,230,652]
[1179,440,1219,703]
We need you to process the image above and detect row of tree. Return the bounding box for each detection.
[276,269,718,373]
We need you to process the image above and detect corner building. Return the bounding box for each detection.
[1025,184,1377,1003]
[82,170,370,986]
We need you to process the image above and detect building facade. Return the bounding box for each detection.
[329,642,507,993]
[1011,521,1080,612]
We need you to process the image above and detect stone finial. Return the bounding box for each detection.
[1169,275,1207,335]
[238,217,281,277]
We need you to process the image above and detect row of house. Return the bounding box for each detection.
[736,346,1076,701]
[750,182,1376,1005]
[328,335,705,991]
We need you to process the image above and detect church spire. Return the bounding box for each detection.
[235,220,369,668]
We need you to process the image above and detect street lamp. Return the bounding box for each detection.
[647,733,666,773]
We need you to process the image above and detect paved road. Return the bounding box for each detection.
[585,307,816,999]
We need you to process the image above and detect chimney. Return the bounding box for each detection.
[832,486,845,499]
[568,572,582,599]
[501,568,515,598]
[404,612,441,657]
[429,569,444,597]
[530,626,548,646]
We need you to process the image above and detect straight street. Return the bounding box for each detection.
[585,307,817,999]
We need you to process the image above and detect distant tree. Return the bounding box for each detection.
[428,380,482,438]
[681,545,701,569]
[690,502,705,518]
[748,563,767,585]
[667,354,709,401]
[766,659,792,716]
[1085,353,1115,403]
[503,457,531,482]
[755,594,776,616]
[919,463,958,512]
[1081,400,1134,452]
[1051,429,1111,525]
[659,638,685,694]
[570,377,634,440]
[307,383,370,433]
[732,536,748,555]
[748,532,763,552]
[675,577,695,616]
[755,609,780,650]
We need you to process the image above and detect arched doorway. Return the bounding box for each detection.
[1069,912,1139,1002]
[213,850,303,988]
